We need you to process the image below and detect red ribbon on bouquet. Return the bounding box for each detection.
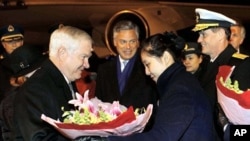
[55,106,136,130]
[216,65,250,109]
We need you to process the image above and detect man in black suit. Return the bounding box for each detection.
[192,8,250,141]
[13,26,93,141]
[95,20,158,131]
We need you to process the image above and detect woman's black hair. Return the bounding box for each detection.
[141,31,186,60]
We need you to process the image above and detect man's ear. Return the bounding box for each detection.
[240,38,244,44]
[58,46,67,60]
[217,29,226,40]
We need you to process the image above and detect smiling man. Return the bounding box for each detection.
[13,26,93,141]
[192,8,250,141]
[95,20,158,132]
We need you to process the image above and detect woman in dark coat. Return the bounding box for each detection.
[79,32,217,141]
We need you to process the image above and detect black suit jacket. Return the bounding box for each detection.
[95,54,159,131]
[95,54,158,110]
[13,59,73,141]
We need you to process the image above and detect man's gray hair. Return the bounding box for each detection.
[113,20,139,39]
[49,26,92,57]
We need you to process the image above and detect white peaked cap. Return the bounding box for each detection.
[192,8,236,32]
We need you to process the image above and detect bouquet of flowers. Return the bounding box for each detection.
[41,90,153,139]
[216,65,250,125]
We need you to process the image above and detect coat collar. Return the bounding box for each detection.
[157,62,185,97]
[213,45,236,65]
[41,59,73,100]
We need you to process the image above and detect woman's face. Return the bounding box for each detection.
[141,51,167,82]
[182,53,202,74]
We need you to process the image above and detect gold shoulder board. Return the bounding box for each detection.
[232,53,249,60]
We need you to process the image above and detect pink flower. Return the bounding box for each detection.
[110,101,122,116]
[68,92,85,107]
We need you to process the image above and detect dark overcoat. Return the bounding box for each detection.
[108,62,216,141]
[13,59,73,141]
[95,53,159,131]
[95,54,158,110]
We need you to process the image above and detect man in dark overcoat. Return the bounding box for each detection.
[13,26,93,141]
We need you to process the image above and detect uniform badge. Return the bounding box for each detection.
[195,13,200,23]
[7,25,15,32]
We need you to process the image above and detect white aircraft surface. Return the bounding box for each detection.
[1,0,250,57]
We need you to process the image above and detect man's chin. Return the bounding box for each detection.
[121,55,133,60]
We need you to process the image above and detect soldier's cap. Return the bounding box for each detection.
[192,8,236,32]
[182,42,201,56]
[3,45,47,77]
[0,24,24,42]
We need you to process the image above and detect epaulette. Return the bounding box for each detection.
[232,53,249,60]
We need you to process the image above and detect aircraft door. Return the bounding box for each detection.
[104,10,148,55]
[104,6,193,55]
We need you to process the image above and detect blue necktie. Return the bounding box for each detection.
[121,60,128,72]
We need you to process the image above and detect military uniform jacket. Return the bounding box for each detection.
[13,59,73,141]
[200,45,250,107]
[108,62,216,141]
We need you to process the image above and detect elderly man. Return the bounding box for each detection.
[230,24,250,54]
[13,26,93,141]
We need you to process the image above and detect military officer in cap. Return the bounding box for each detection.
[0,24,24,100]
[181,42,205,81]
[193,8,250,141]
[0,24,24,56]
